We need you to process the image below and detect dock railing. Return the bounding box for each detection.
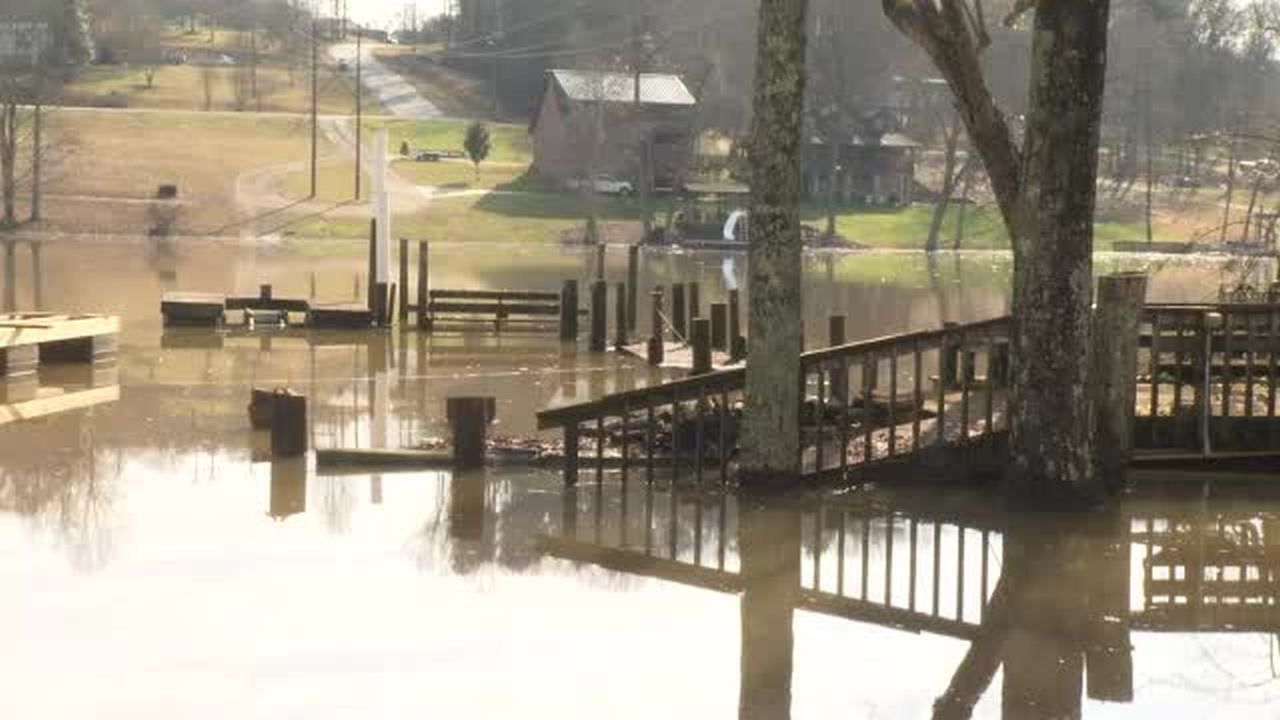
[537,315,1013,485]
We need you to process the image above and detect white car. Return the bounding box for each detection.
[567,175,634,196]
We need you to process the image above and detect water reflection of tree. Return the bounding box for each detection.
[0,411,121,571]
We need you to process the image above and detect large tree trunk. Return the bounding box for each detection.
[1007,0,1111,507]
[884,0,1113,507]
[740,0,807,485]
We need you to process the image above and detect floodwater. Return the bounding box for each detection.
[3,238,1279,718]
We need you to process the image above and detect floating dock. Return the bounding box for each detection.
[0,313,120,379]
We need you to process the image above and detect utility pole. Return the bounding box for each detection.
[355,30,363,199]
[310,17,318,199]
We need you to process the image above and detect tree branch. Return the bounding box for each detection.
[881,0,1025,235]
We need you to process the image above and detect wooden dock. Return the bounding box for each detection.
[0,313,119,379]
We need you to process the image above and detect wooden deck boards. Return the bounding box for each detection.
[0,314,119,350]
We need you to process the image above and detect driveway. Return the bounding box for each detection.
[330,43,443,120]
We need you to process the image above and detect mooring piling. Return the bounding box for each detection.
[560,279,579,341]
[691,318,712,376]
[417,240,430,329]
[446,396,497,469]
[648,288,665,366]
[710,303,728,352]
[729,288,744,361]
[672,283,687,340]
[590,280,607,352]
[270,390,308,458]
[398,238,410,325]
[829,315,847,404]
[1093,272,1149,488]
[615,282,628,349]
[626,245,639,331]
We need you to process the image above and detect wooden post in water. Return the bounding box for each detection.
[270,390,308,458]
[447,397,496,469]
[648,288,665,365]
[367,219,377,314]
[829,315,847,404]
[417,240,430,329]
[260,284,273,302]
[560,280,579,341]
[397,238,409,325]
[309,272,316,300]
[942,321,960,389]
[589,280,608,352]
[1091,272,1148,491]
[692,318,712,375]
[710,303,728,351]
[614,282,628,349]
[729,288,744,361]
[672,283,687,340]
[627,244,639,331]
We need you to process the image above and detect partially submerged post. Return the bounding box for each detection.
[560,280,579,341]
[398,238,410,325]
[1092,273,1148,491]
[691,318,712,375]
[648,288,665,365]
[626,244,639,331]
[710,303,728,351]
[270,390,308,458]
[589,280,608,352]
[417,240,430,329]
[672,283,687,340]
[828,315,847,404]
[614,282,628,349]
[729,288,744,361]
[446,397,496,469]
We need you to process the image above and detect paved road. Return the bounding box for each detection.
[329,43,443,120]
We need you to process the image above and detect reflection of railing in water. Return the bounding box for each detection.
[1131,509,1280,632]
[546,483,1001,640]
[538,316,1012,485]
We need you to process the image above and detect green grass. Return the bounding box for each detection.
[369,118,532,164]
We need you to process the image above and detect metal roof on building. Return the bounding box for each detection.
[549,69,696,106]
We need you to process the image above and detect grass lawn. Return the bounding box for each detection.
[63,63,383,115]
[39,110,325,235]
[367,118,532,164]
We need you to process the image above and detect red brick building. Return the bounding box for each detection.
[530,69,697,187]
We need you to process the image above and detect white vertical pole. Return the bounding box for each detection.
[374,128,391,285]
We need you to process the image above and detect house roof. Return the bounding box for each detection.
[548,69,697,106]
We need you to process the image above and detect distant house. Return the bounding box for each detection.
[0,1,49,67]
[530,69,698,187]
[802,111,920,206]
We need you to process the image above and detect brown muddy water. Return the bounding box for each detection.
[2,238,1278,718]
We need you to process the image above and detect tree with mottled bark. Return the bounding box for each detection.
[740,0,808,486]
[883,0,1114,507]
